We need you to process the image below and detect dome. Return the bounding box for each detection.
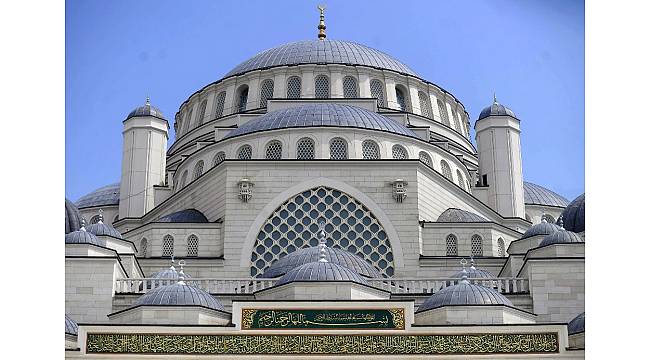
[478,100,516,120]
[75,183,120,209]
[224,39,419,79]
[125,98,165,121]
[568,312,585,334]
[158,209,208,223]
[522,220,562,239]
[450,263,494,279]
[132,282,224,311]
[523,181,569,207]
[65,314,78,336]
[260,246,381,279]
[437,208,487,223]
[559,193,585,233]
[65,227,105,247]
[277,261,368,286]
[86,218,123,239]
[225,103,419,139]
[150,266,193,280]
[417,282,513,312]
[539,229,584,247]
[65,198,82,234]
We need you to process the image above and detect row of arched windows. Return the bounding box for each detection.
[140,235,199,258]
[444,235,506,257]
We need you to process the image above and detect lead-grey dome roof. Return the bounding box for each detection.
[65,198,82,234]
[478,101,516,120]
[417,282,513,312]
[523,182,569,207]
[126,100,165,120]
[568,312,585,334]
[132,283,224,311]
[158,209,208,223]
[150,266,193,280]
[437,208,487,223]
[559,193,585,233]
[86,221,123,239]
[225,103,419,139]
[539,229,584,247]
[260,246,381,279]
[451,265,494,279]
[65,314,78,336]
[277,261,368,286]
[224,39,419,78]
[65,228,105,247]
[75,183,120,209]
[522,220,562,239]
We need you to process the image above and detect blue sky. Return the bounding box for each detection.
[65,0,584,201]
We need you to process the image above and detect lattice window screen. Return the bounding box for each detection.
[265,140,283,160]
[315,75,330,98]
[437,99,450,126]
[162,235,174,257]
[296,138,315,159]
[329,138,348,159]
[212,152,226,167]
[343,76,358,98]
[238,145,252,160]
[471,235,483,256]
[452,109,462,132]
[370,80,385,107]
[446,234,458,256]
[456,170,465,190]
[287,76,302,99]
[392,145,408,159]
[214,91,226,118]
[440,160,453,181]
[418,91,432,118]
[187,235,199,257]
[419,151,432,167]
[362,140,380,159]
[259,79,274,107]
[498,238,505,257]
[193,161,204,180]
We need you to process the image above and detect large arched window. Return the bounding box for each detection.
[329,137,348,159]
[456,170,465,190]
[259,79,274,107]
[187,234,199,257]
[287,76,302,98]
[197,100,207,126]
[238,145,253,160]
[392,144,408,159]
[437,99,450,126]
[446,234,458,256]
[419,151,432,167]
[498,238,506,257]
[395,86,408,111]
[212,151,226,167]
[451,109,462,132]
[214,91,226,118]
[265,140,283,160]
[343,76,358,98]
[471,235,483,257]
[418,91,432,118]
[237,85,249,112]
[440,160,453,181]
[162,235,174,257]
[370,79,386,107]
[193,160,204,180]
[140,238,148,258]
[315,75,330,98]
[296,138,315,159]
[362,140,380,159]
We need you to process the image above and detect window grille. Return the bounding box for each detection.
[187,234,199,257]
[498,238,506,257]
[419,151,432,167]
[456,170,465,190]
[418,91,432,118]
[197,100,207,126]
[370,79,385,107]
[362,140,380,159]
[265,140,283,160]
[452,109,462,132]
[287,76,302,98]
[212,151,226,166]
[140,238,148,258]
[315,75,330,98]
[259,79,274,107]
[440,160,453,181]
[193,160,204,180]
[343,76,358,98]
[238,86,248,112]
[162,235,174,257]
[296,138,315,159]
[392,145,408,159]
[238,145,252,160]
[437,99,450,126]
[446,234,458,256]
[395,87,407,111]
[329,138,348,159]
[471,235,483,257]
[214,91,226,118]
[90,215,101,225]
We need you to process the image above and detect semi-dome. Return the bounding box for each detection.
[65,227,105,247]
[522,220,562,239]
[417,282,513,312]
[437,208,487,223]
[559,193,585,233]
[132,282,224,311]
[260,246,381,279]
[277,261,368,286]
[523,181,569,207]
[539,229,584,247]
[478,98,516,120]
[224,39,419,79]
[65,198,82,234]
[225,103,419,139]
[125,98,165,121]
[568,312,585,334]
[86,217,123,239]
[65,314,78,336]
[158,209,208,223]
[75,183,120,209]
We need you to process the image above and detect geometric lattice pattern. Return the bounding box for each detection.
[392,145,408,159]
[419,151,432,167]
[329,138,348,159]
[287,76,302,99]
[296,138,315,159]
[437,99,450,126]
[212,151,226,167]
[140,238,148,258]
[418,91,431,118]
[215,91,226,118]
[187,234,199,257]
[497,238,505,257]
[250,186,394,277]
[315,75,330,98]
[197,100,207,126]
[452,109,462,132]
[259,79,274,107]
[343,76,358,98]
[370,79,385,107]
[162,235,174,257]
[265,140,283,160]
[193,160,204,180]
[440,160,453,181]
[238,145,252,160]
[471,234,483,257]
[183,109,193,134]
[362,140,380,159]
[446,234,458,256]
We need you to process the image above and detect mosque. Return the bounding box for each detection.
[65,8,585,358]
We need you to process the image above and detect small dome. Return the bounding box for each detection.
[75,183,120,209]
[260,246,381,279]
[158,209,208,223]
[437,208,487,223]
[277,261,368,286]
[568,312,585,334]
[559,193,585,233]
[539,229,584,247]
[65,314,78,336]
[65,228,105,247]
[417,282,513,312]
[523,181,569,207]
[132,283,224,311]
[522,220,562,239]
[150,266,193,280]
[450,263,494,279]
[478,99,516,120]
[65,198,82,234]
[125,98,165,121]
[86,214,122,239]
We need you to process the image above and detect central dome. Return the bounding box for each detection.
[224,39,419,78]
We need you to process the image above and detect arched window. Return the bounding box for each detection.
[498,238,506,257]
[471,235,483,257]
[315,75,330,98]
[395,86,408,111]
[183,109,193,134]
[329,137,348,159]
[446,234,458,256]
[162,235,174,257]
[265,140,283,160]
[419,151,432,167]
[90,215,101,225]
[193,160,204,180]
[179,170,189,189]
[187,234,199,257]
[140,238,148,258]
[370,79,386,107]
[418,91,432,118]
[343,76,358,98]
[437,99,450,126]
[238,145,252,160]
[440,160,453,181]
[214,91,226,118]
[456,170,465,190]
[362,140,380,159]
[197,100,207,126]
[287,76,302,98]
[451,109,462,132]
[542,214,556,223]
[392,144,408,159]
[237,85,249,112]
[212,151,226,167]
[296,138,315,159]
[259,79,274,107]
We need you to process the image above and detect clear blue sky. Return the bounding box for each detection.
[65,0,584,201]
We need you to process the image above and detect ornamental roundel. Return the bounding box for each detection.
[250,186,394,277]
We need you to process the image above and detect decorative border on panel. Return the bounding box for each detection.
[240,308,405,330]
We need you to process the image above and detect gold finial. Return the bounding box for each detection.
[317,5,327,40]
